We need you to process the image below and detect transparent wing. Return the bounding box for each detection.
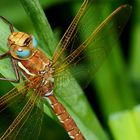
[8,100,44,140]
[0,78,37,111]
[0,77,44,140]
[53,4,131,93]
[52,0,88,65]
[0,82,27,111]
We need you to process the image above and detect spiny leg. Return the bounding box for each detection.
[0,16,14,33]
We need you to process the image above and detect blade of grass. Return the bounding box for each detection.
[108,110,140,140]
[129,0,140,93]
[133,105,140,132]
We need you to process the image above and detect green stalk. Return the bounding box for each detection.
[129,0,140,90]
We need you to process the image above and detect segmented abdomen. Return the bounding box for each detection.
[46,94,85,140]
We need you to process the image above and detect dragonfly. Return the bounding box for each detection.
[0,0,131,139]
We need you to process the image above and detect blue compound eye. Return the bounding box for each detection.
[16,49,31,58]
[32,36,38,48]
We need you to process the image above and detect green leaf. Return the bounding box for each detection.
[108,110,140,140]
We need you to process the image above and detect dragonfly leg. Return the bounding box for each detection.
[0,51,10,59]
[0,58,20,83]
[0,16,14,32]
[21,81,31,97]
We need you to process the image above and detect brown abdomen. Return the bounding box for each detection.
[46,94,85,140]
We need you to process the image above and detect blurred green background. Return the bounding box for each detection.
[0,0,140,140]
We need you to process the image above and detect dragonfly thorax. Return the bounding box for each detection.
[17,48,55,95]
[17,48,54,78]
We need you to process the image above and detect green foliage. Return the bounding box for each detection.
[0,0,140,140]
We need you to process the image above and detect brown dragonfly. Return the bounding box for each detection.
[0,0,131,139]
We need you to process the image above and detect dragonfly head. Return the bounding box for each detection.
[8,32,38,60]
